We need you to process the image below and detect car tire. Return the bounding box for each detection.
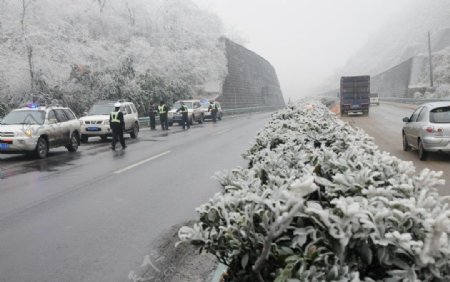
[169,122,173,126]
[34,137,49,159]
[130,122,139,138]
[189,115,194,125]
[402,133,410,151]
[198,114,203,124]
[418,139,427,161]
[67,133,80,152]
[100,135,108,142]
[80,134,88,143]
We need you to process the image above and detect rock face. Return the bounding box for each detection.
[218,38,285,111]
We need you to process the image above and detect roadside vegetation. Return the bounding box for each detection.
[179,100,450,281]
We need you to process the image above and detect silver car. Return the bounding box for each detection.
[402,101,450,160]
[0,105,81,158]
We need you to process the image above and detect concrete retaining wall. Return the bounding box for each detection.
[218,39,285,110]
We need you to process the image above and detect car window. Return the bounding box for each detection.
[416,107,427,122]
[430,106,450,123]
[120,106,127,115]
[63,109,76,120]
[409,107,422,122]
[125,105,132,114]
[54,109,69,122]
[48,110,56,121]
[130,104,137,113]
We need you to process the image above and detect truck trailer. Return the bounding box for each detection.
[339,75,370,116]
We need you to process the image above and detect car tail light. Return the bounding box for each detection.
[425,127,434,133]
[425,126,444,136]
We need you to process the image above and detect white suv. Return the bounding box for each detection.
[168,100,204,126]
[0,105,81,158]
[80,101,139,142]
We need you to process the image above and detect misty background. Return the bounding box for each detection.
[1,0,450,114]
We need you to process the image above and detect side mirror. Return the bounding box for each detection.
[402,117,410,122]
[48,118,58,124]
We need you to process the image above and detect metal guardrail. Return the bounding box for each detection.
[137,105,284,126]
[380,97,450,105]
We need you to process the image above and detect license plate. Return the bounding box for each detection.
[0,143,9,150]
[86,127,100,132]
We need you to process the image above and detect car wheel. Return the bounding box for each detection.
[100,135,108,142]
[169,122,173,126]
[80,134,88,143]
[67,133,79,152]
[418,139,427,161]
[34,137,49,159]
[198,114,203,124]
[189,115,194,125]
[130,123,139,138]
[402,133,410,151]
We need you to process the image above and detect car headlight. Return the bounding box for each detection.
[15,128,34,137]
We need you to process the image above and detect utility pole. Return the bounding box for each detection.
[428,31,434,87]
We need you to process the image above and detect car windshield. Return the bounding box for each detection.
[88,104,115,115]
[201,103,210,109]
[1,110,45,125]
[430,106,450,123]
[172,102,193,109]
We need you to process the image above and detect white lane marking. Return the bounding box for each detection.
[114,151,171,174]
[211,129,231,136]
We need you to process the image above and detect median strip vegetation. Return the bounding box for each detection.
[178,100,450,281]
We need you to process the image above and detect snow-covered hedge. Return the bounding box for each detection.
[178,101,450,281]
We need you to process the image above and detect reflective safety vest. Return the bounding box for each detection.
[158,105,165,114]
[181,105,188,113]
[209,103,217,110]
[110,111,120,123]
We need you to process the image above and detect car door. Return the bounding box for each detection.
[54,109,71,145]
[46,110,61,146]
[63,109,79,137]
[404,106,423,149]
[122,105,131,131]
[194,102,202,120]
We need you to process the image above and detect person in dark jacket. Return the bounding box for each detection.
[158,101,169,130]
[176,101,190,130]
[148,102,157,130]
[110,102,126,150]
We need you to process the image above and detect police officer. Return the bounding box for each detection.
[158,101,169,130]
[148,102,157,130]
[110,102,126,150]
[176,101,190,130]
[208,100,218,122]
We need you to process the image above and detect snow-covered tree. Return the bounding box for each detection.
[0,0,227,114]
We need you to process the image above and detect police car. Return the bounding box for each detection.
[0,104,81,158]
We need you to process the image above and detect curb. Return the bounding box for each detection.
[211,263,227,282]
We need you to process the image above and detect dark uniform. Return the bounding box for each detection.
[208,101,218,122]
[148,103,157,130]
[110,105,126,150]
[158,102,169,130]
[176,103,190,129]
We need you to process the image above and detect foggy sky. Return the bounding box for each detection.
[194,0,409,102]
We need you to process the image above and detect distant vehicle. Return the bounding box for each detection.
[402,101,450,160]
[168,100,204,126]
[79,100,139,143]
[200,101,223,121]
[0,105,81,158]
[340,75,370,116]
[370,93,380,106]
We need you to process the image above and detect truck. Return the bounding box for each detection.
[339,75,370,116]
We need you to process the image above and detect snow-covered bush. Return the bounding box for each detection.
[179,101,450,281]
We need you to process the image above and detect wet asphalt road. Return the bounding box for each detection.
[0,113,272,282]
[342,102,450,197]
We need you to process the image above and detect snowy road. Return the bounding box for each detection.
[342,102,450,196]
